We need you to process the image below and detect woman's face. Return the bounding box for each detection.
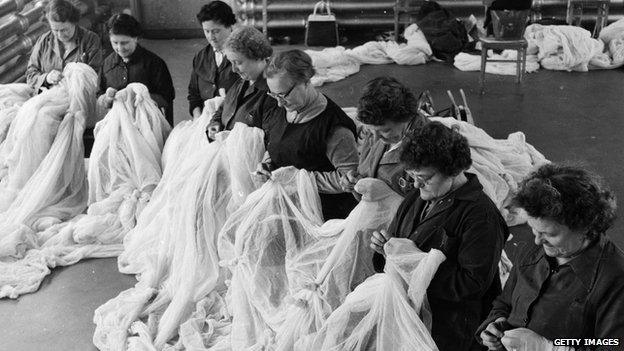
[266,72,306,112]
[48,18,76,43]
[365,120,409,145]
[527,216,587,259]
[110,34,138,60]
[202,20,232,52]
[225,49,265,82]
[406,167,454,201]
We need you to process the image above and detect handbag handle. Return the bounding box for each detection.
[313,0,332,16]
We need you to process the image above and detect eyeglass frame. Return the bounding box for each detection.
[398,170,437,189]
[267,82,297,101]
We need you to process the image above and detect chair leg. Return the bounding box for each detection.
[480,47,487,93]
[516,50,521,83]
[521,48,527,81]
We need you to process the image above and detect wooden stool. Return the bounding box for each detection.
[479,37,528,93]
[567,0,610,38]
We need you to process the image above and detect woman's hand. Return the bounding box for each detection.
[207,123,223,140]
[46,70,63,85]
[480,317,508,350]
[501,328,553,351]
[251,162,272,184]
[103,87,117,108]
[339,170,362,192]
[370,229,390,256]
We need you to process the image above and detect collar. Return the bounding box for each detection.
[250,75,268,91]
[449,172,484,202]
[52,25,84,57]
[113,44,145,66]
[525,236,605,290]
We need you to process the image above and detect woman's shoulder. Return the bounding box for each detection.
[78,26,100,42]
[598,238,624,278]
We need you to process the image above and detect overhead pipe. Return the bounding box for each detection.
[240,1,394,13]
[0,24,47,67]
[0,54,28,83]
[0,3,44,43]
[0,0,31,19]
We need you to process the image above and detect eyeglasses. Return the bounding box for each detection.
[267,83,297,101]
[405,171,436,185]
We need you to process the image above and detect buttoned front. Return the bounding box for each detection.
[375,173,509,351]
[98,45,175,125]
[187,44,237,116]
[477,237,624,347]
[209,77,269,130]
[26,26,102,92]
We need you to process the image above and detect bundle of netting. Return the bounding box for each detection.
[295,238,445,351]
[0,83,171,299]
[94,121,264,350]
[0,84,33,144]
[0,62,97,261]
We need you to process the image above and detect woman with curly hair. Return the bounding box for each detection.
[478,164,624,351]
[252,49,358,220]
[340,76,426,197]
[370,121,509,351]
[206,26,272,139]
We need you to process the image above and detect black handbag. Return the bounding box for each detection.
[305,1,339,47]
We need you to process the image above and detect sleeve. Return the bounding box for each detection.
[97,62,107,97]
[426,206,506,302]
[475,258,517,341]
[187,55,203,116]
[593,276,624,350]
[150,57,175,108]
[314,126,359,194]
[25,36,49,91]
[84,32,103,73]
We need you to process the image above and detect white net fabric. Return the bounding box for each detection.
[294,238,445,351]
[94,119,264,350]
[0,84,33,145]
[0,82,170,299]
[0,63,96,260]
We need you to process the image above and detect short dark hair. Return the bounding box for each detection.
[224,26,272,60]
[357,77,423,126]
[46,0,80,23]
[400,121,472,177]
[514,163,617,240]
[265,49,315,84]
[107,13,142,37]
[196,1,236,27]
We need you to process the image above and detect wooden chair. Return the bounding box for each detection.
[394,0,424,41]
[479,37,528,93]
[566,0,610,38]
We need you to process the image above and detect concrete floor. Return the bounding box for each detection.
[1,38,623,350]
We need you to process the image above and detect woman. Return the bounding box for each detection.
[206,26,272,139]
[478,164,624,351]
[26,0,102,92]
[98,14,175,126]
[370,121,509,351]
[341,76,426,197]
[253,49,359,220]
[188,1,239,119]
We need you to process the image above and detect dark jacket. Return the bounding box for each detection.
[187,44,238,116]
[376,173,509,351]
[98,45,175,125]
[260,96,359,220]
[26,26,102,92]
[476,236,624,350]
[209,77,268,131]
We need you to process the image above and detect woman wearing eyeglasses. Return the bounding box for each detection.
[252,49,359,220]
[340,76,427,197]
[205,26,272,140]
[370,121,509,351]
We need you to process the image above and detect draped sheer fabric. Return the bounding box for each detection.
[0,81,170,299]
